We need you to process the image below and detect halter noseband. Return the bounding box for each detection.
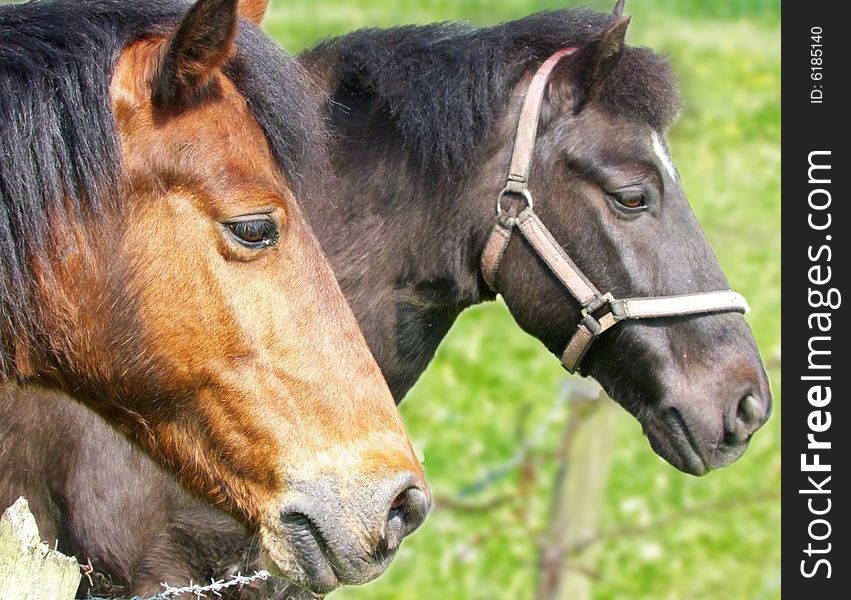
[480,47,749,373]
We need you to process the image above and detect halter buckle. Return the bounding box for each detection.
[597,311,618,333]
[580,293,618,336]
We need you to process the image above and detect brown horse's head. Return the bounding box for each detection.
[0,0,426,591]
[491,12,770,475]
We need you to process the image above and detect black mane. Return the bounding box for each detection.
[302,8,680,178]
[0,0,326,376]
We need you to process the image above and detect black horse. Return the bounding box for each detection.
[0,4,770,597]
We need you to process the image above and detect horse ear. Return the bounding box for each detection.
[151,0,239,110]
[613,0,626,17]
[586,15,630,96]
[544,15,630,115]
[238,0,269,24]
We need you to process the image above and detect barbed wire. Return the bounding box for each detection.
[86,570,271,600]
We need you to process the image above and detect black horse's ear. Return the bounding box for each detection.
[586,15,630,96]
[238,0,269,24]
[544,15,630,115]
[151,0,239,110]
[613,0,626,17]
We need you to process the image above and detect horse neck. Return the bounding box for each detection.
[302,132,496,401]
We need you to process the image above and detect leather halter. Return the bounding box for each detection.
[480,47,749,373]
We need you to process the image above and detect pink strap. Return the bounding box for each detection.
[614,292,750,319]
[505,47,577,193]
[516,209,597,305]
[481,222,512,290]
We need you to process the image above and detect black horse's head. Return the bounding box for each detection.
[492,15,770,475]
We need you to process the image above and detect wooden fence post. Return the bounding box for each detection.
[0,497,81,600]
[536,380,620,600]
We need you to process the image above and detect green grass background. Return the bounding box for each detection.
[261,1,781,599]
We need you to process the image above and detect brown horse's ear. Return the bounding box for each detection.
[151,0,239,110]
[238,0,269,24]
[544,15,630,115]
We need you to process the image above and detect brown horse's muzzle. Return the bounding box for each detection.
[261,471,430,593]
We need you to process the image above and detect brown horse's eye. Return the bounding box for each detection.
[611,190,647,211]
[225,218,279,249]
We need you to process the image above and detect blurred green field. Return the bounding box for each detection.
[266,1,781,599]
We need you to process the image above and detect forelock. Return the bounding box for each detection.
[598,46,681,131]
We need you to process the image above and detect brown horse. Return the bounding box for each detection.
[0,0,426,593]
[2,1,770,597]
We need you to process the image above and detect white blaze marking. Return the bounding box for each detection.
[651,131,678,181]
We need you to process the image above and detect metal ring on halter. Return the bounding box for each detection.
[496,187,534,215]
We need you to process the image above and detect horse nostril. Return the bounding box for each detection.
[727,392,770,446]
[737,394,767,427]
[384,486,430,552]
[390,491,408,511]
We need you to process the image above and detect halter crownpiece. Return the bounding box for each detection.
[481,47,750,373]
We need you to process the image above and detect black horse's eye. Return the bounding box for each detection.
[224,217,279,249]
[611,190,647,211]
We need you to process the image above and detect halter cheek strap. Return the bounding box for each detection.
[481,47,749,373]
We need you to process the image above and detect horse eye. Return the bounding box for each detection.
[612,190,647,211]
[224,218,279,249]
